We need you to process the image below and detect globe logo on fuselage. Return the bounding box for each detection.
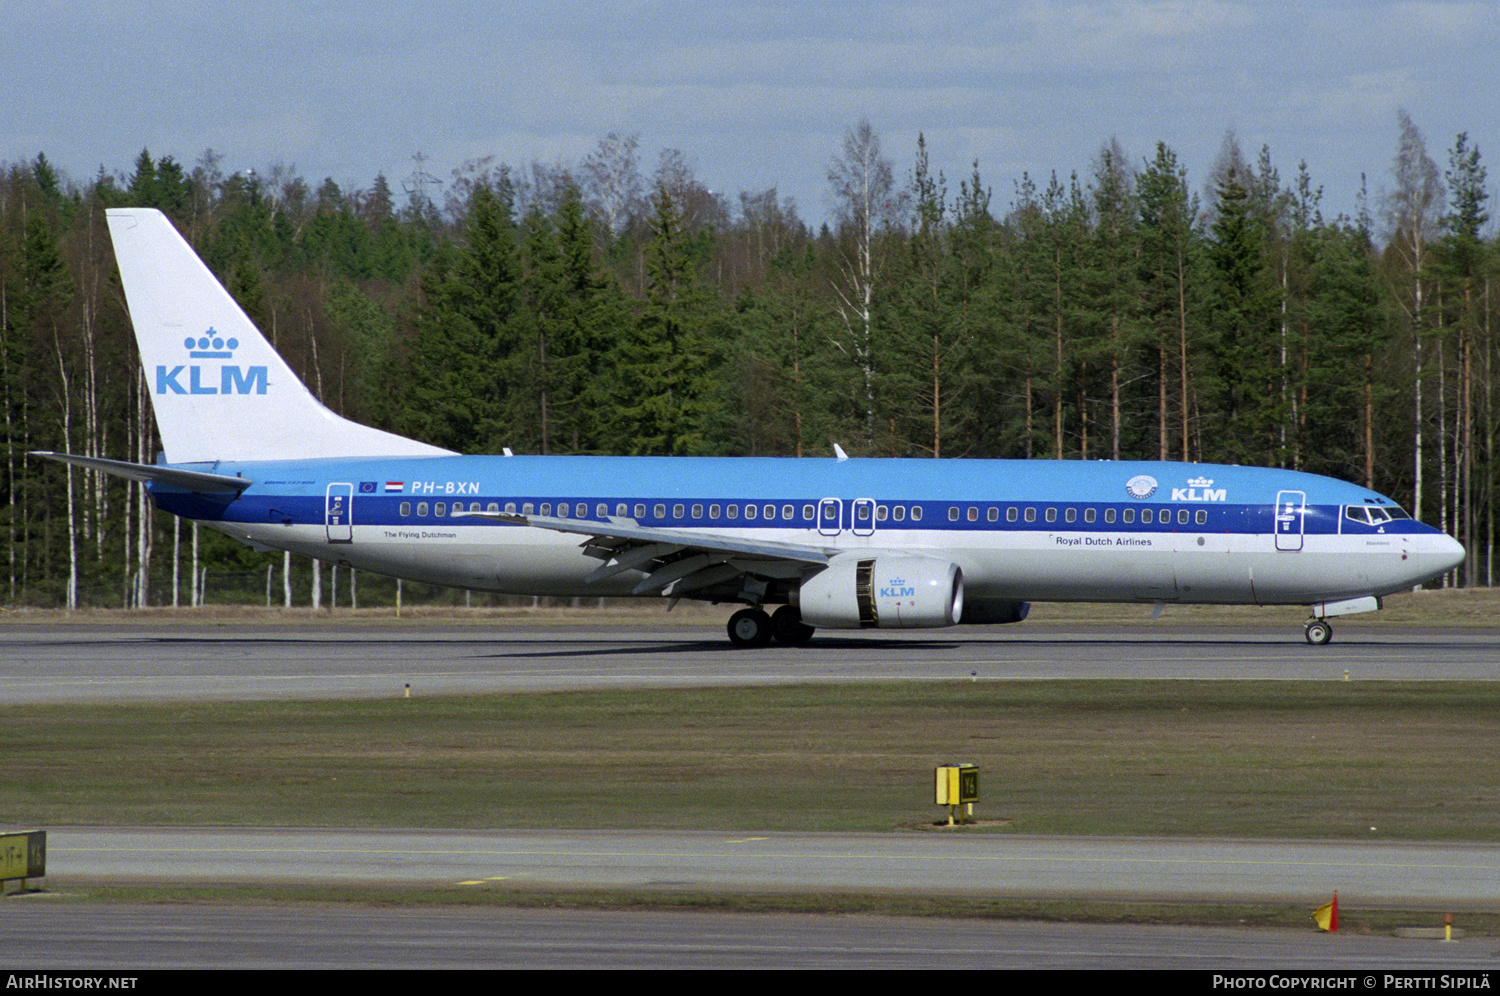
[1125,475,1158,500]
[156,327,267,395]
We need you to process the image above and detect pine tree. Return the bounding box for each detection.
[1136,143,1202,460]
[395,181,523,452]
[1205,167,1279,464]
[617,183,719,455]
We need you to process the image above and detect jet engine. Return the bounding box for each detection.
[796,554,964,629]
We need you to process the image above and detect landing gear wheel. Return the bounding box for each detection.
[1304,619,1333,645]
[727,608,773,648]
[770,605,816,646]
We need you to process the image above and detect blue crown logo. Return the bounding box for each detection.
[185,327,240,359]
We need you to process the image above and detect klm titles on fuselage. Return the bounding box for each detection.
[1171,477,1226,502]
[155,330,267,396]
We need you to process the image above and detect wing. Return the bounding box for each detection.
[459,510,835,599]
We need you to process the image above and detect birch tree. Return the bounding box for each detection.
[1384,110,1444,520]
[826,119,904,447]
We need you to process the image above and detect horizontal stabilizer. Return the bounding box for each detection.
[32,452,252,493]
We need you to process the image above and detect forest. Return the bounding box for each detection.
[1,113,1494,609]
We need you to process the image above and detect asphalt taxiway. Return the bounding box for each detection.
[5,620,1498,968]
[3,620,1498,703]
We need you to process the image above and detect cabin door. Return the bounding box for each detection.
[326,483,354,543]
[1274,490,1306,551]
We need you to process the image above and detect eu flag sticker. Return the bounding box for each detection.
[359,482,377,493]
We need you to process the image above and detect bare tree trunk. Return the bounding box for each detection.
[53,332,78,610]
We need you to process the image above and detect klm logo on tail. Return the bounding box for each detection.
[156,329,267,395]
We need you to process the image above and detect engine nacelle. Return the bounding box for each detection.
[796,554,964,629]
[961,598,1031,626]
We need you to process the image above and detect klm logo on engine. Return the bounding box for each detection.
[881,575,915,598]
[1171,476,1227,502]
[156,329,267,395]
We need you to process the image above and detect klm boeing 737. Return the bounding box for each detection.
[38,209,1464,647]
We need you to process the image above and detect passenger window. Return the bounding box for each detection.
[1065,508,1076,524]
[1122,508,1134,524]
[764,504,776,519]
[1084,508,1096,524]
[876,505,887,521]
[1045,507,1057,523]
[968,507,978,522]
[673,504,685,518]
[1006,507,1018,522]
[523,502,534,515]
[856,504,870,521]
[782,504,794,520]
[654,503,666,518]
[417,502,429,516]
[1024,507,1037,523]
[1104,508,1116,524]
[635,504,646,518]
[692,504,703,518]
[540,503,550,516]
[746,505,757,520]
[802,505,814,520]
[727,505,738,519]
[987,507,998,522]
[709,504,720,519]
[1178,509,1189,525]
[911,506,923,522]
[599,503,609,517]
[1142,509,1153,524]
[487,503,498,513]
[949,507,960,522]
[400,502,411,516]
[435,501,447,516]
[1195,509,1207,526]
[894,506,906,522]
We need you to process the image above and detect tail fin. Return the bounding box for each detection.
[105,208,453,464]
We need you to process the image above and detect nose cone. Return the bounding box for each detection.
[1434,533,1466,574]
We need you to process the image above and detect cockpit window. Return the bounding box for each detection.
[1347,505,1408,524]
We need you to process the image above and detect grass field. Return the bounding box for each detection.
[7,680,1498,840]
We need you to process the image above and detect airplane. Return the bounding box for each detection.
[37,208,1465,647]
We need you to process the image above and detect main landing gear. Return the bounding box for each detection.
[1304,618,1333,645]
[726,606,815,648]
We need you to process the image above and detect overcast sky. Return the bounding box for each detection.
[9,0,1497,230]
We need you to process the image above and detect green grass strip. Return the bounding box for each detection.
[5,680,1498,840]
